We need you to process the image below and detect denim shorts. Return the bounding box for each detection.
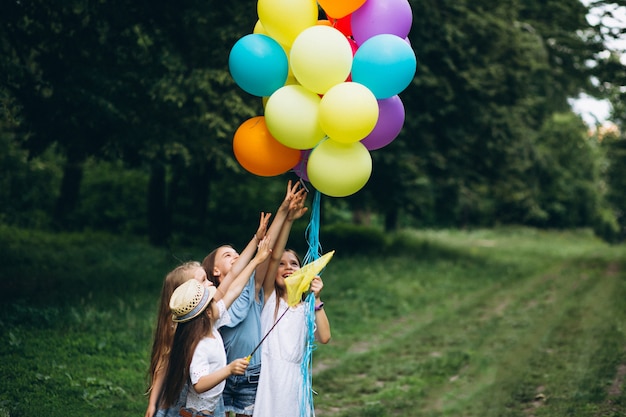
[155,385,188,417]
[155,406,182,417]
[221,362,261,415]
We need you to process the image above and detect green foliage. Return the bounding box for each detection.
[531,113,611,228]
[0,131,62,229]
[603,132,626,241]
[319,224,389,256]
[0,224,181,306]
[73,159,149,235]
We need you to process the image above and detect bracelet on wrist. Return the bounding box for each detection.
[314,302,324,311]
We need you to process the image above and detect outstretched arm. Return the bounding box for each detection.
[221,236,272,310]
[255,181,307,294]
[217,212,270,294]
[262,190,308,304]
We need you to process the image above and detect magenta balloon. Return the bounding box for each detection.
[360,95,405,150]
[351,0,413,45]
[292,149,311,182]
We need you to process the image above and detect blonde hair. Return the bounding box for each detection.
[146,261,201,394]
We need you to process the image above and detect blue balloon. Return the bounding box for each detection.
[229,34,289,97]
[351,34,417,99]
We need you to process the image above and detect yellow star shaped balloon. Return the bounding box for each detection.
[284,250,335,306]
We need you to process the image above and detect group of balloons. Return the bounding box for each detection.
[229,0,416,197]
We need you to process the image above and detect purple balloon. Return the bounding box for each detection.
[360,96,405,150]
[292,149,312,182]
[351,0,413,46]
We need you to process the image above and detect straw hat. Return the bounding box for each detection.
[169,280,217,323]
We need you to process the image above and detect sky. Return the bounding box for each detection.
[569,1,625,126]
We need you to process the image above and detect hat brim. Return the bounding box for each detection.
[173,285,217,323]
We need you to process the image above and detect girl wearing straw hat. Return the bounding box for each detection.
[145,261,215,417]
[160,237,272,417]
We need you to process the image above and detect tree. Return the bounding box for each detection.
[0,1,261,243]
[360,0,617,230]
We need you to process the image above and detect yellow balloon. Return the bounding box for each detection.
[262,75,300,109]
[307,139,372,197]
[253,20,268,35]
[257,0,318,47]
[290,26,353,95]
[265,85,325,150]
[319,82,379,143]
[254,19,290,55]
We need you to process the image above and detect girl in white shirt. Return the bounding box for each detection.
[253,192,331,417]
[159,237,271,416]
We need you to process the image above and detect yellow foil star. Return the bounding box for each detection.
[284,251,335,306]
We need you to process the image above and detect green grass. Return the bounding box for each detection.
[1,225,625,417]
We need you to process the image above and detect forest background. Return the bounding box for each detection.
[1,0,626,245]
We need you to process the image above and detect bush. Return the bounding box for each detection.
[319,224,388,256]
[592,207,622,244]
[74,160,149,235]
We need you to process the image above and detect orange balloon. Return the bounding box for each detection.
[319,0,366,19]
[233,116,301,177]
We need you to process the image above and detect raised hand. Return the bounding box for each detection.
[256,212,271,241]
[287,187,308,221]
[255,236,272,264]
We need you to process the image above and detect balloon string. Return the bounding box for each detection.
[300,292,317,417]
[303,190,322,265]
[299,189,322,417]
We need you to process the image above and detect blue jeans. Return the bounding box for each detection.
[221,362,261,416]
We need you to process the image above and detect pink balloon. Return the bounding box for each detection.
[360,95,405,150]
[351,0,413,45]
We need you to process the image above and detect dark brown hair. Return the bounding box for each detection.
[160,304,215,408]
[201,245,233,287]
[147,262,200,396]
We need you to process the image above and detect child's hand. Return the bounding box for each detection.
[280,180,303,210]
[229,357,250,376]
[287,189,308,221]
[255,236,272,263]
[256,212,271,241]
[310,276,324,298]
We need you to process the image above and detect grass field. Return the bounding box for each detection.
[1,225,625,417]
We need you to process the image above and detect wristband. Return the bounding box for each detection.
[314,302,324,311]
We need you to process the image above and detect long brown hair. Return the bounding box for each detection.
[201,245,232,287]
[146,261,201,395]
[160,304,215,408]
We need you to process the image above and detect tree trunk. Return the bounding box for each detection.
[384,207,398,232]
[53,151,84,229]
[352,209,372,226]
[147,162,169,246]
[189,161,212,233]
